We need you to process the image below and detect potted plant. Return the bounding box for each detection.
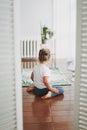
[41,26,53,44]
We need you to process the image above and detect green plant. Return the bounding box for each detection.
[41,26,53,43]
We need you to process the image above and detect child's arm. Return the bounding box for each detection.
[30,72,34,81]
[43,76,58,93]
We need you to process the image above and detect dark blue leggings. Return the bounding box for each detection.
[34,85,64,97]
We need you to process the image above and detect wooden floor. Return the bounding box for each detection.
[22,59,74,130]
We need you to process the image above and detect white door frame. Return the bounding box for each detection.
[14,0,23,130]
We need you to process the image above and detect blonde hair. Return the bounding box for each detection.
[38,48,50,62]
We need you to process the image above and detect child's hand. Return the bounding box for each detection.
[52,88,59,93]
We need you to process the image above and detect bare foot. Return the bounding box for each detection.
[41,91,51,99]
[26,86,35,92]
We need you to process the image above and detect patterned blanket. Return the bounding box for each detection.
[22,68,71,87]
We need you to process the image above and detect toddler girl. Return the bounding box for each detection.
[26,48,64,99]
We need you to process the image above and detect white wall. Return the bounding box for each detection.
[20,0,76,59]
[21,0,53,38]
[70,0,76,60]
[55,0,76,59]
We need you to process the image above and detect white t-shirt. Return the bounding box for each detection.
[33,63,50,89]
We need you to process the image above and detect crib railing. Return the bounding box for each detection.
[20,38,41,68]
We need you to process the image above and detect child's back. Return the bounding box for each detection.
[27,48,64,99]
